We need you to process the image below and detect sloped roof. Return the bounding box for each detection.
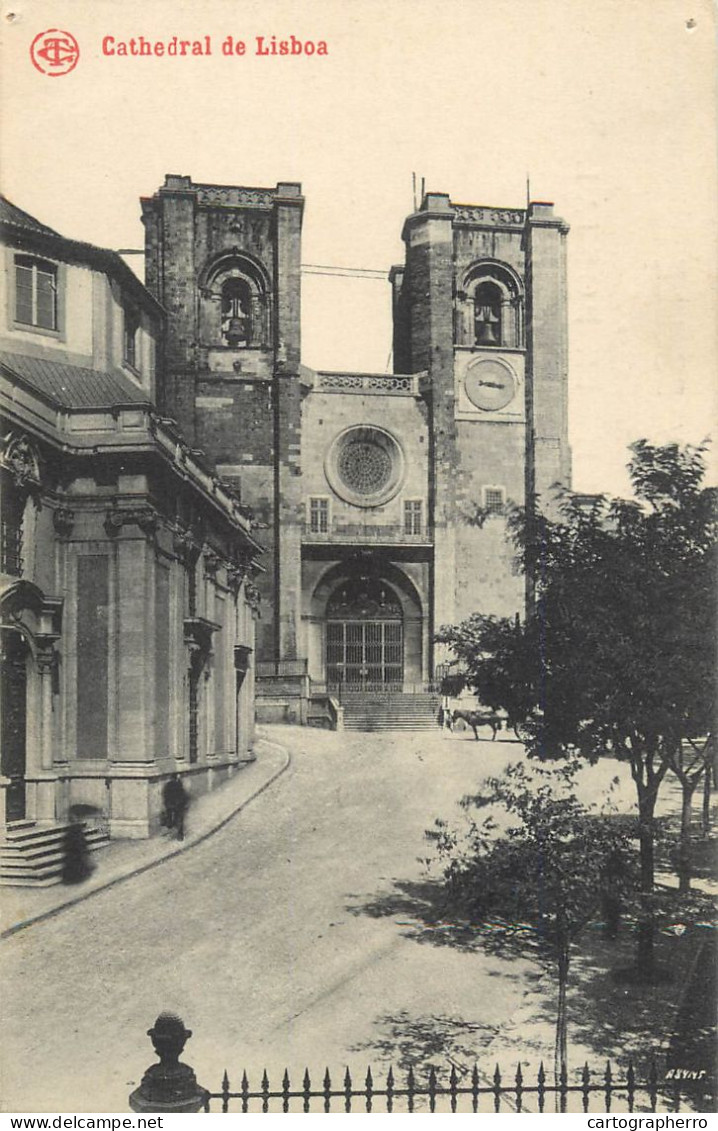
[0,196,164,318]
[0,350,151,410]
[0,197,60,237]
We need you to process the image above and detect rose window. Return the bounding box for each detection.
[326,426,404,507]
[338,439,393,495]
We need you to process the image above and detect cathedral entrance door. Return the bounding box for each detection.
[325,580,403,691]
[1,628,27,822]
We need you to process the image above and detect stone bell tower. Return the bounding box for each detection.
[391,193,571,629]
[141,175,305,664]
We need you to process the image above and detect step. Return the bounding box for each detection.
[2,822,102,845]
[0,823,110,887]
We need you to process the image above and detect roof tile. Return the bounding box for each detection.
[0,350,151,409]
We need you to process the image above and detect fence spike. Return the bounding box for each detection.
[493,1063,502,1113]
[221,1069,230,1114]
[648,1057,658,1112]
[323,1067,332,1113]
[407,1065,415,1114]
[627,1060,636,1113]
[604,1061,612,1113]
[559,1061,568,1114]
[514,1062,523,1113]
[582,1062,591,1112]
[282,1069,290,1114]
[303,1068,311,1114]
[387,1065,395,1113]
[537,1061,546,1113]
[344,1066,352,1113]
[449,1063,458,1113]
[365,1066,374,1113]
[472,1064,480,1113]
[428,1065,437,1113]
[241,1069,249,1114]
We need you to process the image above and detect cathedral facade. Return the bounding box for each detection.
[141,176,570,722]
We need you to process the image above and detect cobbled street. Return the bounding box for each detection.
[2,725,632,1112]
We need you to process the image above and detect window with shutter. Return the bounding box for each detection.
[14,256,57,330]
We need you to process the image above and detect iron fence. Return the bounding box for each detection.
[129,1015,715,1115]
[200,1060,714,1114]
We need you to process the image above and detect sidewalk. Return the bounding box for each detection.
[0,731,290,939]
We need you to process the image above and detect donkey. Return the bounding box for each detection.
[451,709,503,741]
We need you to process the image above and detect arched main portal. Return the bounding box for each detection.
[326,579,404,691]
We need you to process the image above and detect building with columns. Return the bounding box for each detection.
[0,196,262,857]
[141,177,570,724]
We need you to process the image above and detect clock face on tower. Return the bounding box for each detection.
[464,358,516,411]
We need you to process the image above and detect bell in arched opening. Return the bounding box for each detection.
[474,282,502,346]
[221,277,252,346]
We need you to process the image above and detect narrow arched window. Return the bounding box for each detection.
[220,278,252,346]
[474,281,502,346]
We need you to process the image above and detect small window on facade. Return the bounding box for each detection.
[0,489,24,577]
[221,278,252,346]
[474,281,502,346]
[124,307,139,368]
[15,256,57,331]
[483,487,506,515]
[404,499,422,535]
[309,498,329,534]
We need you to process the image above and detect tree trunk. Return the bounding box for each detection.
[678,782,696,895]
[702,761,712,837]
[636,782,657,970]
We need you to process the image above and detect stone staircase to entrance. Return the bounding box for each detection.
[341,692,441,731]
[0,820,110,887]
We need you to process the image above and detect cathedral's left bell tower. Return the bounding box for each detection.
[141,175,305,665]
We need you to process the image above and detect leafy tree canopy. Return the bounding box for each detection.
[437,440,717,766]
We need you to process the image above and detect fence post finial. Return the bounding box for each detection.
[129,1012,209,1113]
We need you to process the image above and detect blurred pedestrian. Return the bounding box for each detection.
[163,773,189,840]
[61,809,94,884]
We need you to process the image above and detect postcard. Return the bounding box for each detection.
[1,0,715,1117]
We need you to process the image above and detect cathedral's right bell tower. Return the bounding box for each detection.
[391,193,571,630]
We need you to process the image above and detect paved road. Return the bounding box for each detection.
[1,725,582,1112]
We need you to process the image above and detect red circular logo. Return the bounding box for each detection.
[30,29,80,76]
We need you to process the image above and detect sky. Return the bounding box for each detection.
[2,0,716,495]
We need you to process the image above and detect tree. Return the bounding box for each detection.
[427,760,632,1078]
[436,613,535,734]
[437,441,717,968]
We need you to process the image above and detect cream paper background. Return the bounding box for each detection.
[1,0,716,496]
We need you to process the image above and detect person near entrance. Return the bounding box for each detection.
[162,773,189,840]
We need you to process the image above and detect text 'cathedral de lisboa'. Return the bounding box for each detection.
[0,177,570,862]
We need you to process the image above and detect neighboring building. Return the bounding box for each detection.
[0,197,262,847]
[141,177,571,724]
